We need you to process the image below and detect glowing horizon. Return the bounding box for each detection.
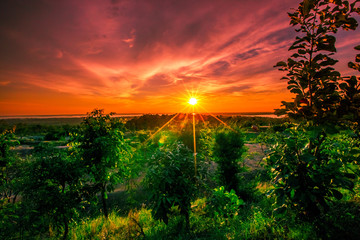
[0,0,359,115]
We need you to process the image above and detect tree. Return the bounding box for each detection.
[212,128,246,194]
[21,147,84,239]
[270,0,360,219]
[144,142,196,230]
[75,109,132,218]
[275,0,359,122]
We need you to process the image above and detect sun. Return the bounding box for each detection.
[188,97,198,105]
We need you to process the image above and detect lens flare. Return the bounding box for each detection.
[188,97,197,105]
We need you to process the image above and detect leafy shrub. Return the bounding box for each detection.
[213,128,246,194]
[44,130,63,141]
[0,128,20,203]
[21,147,85,238]
[317,200,360,239]
[265,125,357,218]
[206,186,244,222]
[0,200,21,239]
[144,142,196,230]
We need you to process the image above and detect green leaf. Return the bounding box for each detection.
[290,88,303,94]
[344,173,356,179]
[298,49,307,55]
[275,61,287,67]
[331,189,343,200]
[348,62,360,71]
[339,83,348,90]
[290,189,295,199]
[355,54,360,63]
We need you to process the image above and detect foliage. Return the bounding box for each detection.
[0,128,20,203]
[275,0,359,122]
[339,44,360,126]
[177,123,197,151]
[321,131,360,170]
[0,200,21,239]
[198,128,214,159]
[0,120,78,137]
[125,114,175,130]
[270,0,360,222]
[144,142,196,229]
[1,115,360,238]
[20,147,85,238]
[74,109,133,219]
[212,128,246,194]
[206,186,244,223]
[315,199,360,239]
[68,211,147,240]
[0,128,18,159]
[68,196,326,240]
[265,125,358,218]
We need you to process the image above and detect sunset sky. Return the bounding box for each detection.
[1,0,359,115]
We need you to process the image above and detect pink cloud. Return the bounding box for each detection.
[0,0,358,114]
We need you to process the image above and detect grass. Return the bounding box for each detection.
[66,198,319,240]
[62,180,319,240]
[68,212,130,239]
[6,165,360,239]
[61,172,360,240]
[37,149,360,239]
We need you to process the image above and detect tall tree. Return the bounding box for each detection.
[75,109,132,218]
[269,0,360,219]
[275,0,359,123]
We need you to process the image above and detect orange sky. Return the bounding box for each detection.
[0,0,359,115]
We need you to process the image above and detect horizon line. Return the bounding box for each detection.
[0,111,276,119]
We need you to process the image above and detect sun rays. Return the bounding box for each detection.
[141,89,239,176]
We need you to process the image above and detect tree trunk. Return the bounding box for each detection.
[101,188,109,219]
[185,210,190,232]
[63,217,69,240]
[12,192,18,203]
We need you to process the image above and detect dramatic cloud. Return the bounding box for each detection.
[0,0,358,115]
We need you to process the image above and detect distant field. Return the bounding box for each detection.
[0,116,138,126]
[0,112,283,128]
[0,117,84,126]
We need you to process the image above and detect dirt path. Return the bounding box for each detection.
[243,143,267,170]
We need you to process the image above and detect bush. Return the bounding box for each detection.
[265,125,358,218]
[206,186,244,223]
[21,147,85,238]
[144,142,197,230]
[213,128,246,194]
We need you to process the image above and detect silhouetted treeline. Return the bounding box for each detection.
[124,113,289,131]
[0,121,76,139]
[125,114,176,130]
